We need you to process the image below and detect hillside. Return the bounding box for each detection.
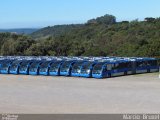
[0,28,39,34]
[0,14,160,57]
[31,24,83,39]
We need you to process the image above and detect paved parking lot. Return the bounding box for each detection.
[0,73,160,113]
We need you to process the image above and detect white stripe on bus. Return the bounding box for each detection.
[150,69,158,72]
[127,71,132,75]
[136,70,147,73]
[112,72,124,76]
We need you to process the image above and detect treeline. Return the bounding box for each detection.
[0,14,160,57]
[0,33,35,55]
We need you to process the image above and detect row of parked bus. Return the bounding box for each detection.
[0,56,159,78]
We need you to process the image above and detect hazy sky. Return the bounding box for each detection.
[0,0,160,28]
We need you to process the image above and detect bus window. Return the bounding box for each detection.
[39,62,50,72]
[19,62,29,71]
[50,62,61,72]
[72,62,84,73]
[92,63,104,74]
[137,61,146,67]
[10,61,20,71]
[113,62,129,70]
[113,63,119,69]
[148,60,158,66]
[127,62,132,68]
[60,61,72,72]
[107,64,112,70]
[30,62,39,72]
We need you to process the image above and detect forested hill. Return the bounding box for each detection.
[0,14,160,57]
[31,24,83,39]
[31,14,116,38]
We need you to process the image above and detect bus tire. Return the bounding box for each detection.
[124,71,127,75]
[108,73,111,78]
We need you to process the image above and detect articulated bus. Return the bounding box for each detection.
[9,60,23,74]
[19,60,34,75]
[0,60,13,74]
[49,61,64,76]
[71,61,88,77]
[39,61,55,75]
[60,61,76,76]
[29,61,43,75]
[92,58,159,78]
[92,60,132,78]
[80,61,97,78]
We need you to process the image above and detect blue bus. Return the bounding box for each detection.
[71,61,87,77]
[80,61,97,78]
[19,60,34,75]
[60,61,76,76]
[92,60,132,78]
[49,61,64,76]
[39,61,55,76]
[9,60,23,74]
[0,60,13,74]
[92,62,108,78]
[29,61,43,75]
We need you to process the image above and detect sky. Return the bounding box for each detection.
[0,0,160,28]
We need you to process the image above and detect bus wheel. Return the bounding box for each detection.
[108,73,111,78]
[124,71,127,75]
[147,69,150,73]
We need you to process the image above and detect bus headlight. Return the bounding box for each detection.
[87,70,90,73]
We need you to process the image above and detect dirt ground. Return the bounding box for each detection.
[0,73,160,113]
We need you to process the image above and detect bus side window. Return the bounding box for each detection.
[146,61,151,66]
[138,61,146,67]
[151,60,158,66]
[107,64,112,70]
[120,63,125,69]
[114,63,119,69]
[129,62,132,68]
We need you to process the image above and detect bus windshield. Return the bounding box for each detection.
[61,62,72,72]
[72,62,84,73]
[30,62,40,72]
[92,63,104,74]
[50,61,62,72]
[39,62,51,72]
[19,61,30,71]
[0,60,4,66]
[1,62,10,71]
[10,61,20,71]
[81,62,94,74]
